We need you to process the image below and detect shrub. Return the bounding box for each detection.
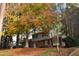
[63,36,79,47]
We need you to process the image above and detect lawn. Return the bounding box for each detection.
[38,48,74,56]
[38,48,57,56]
[0,48,74,56]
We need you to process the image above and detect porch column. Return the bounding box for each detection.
[45,40,48,46]
[49,40,52,45]
[51,39,53,46]
[24,39,29,48]
[33,42,36,48]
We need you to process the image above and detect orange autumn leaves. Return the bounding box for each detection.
[5,4,57,35]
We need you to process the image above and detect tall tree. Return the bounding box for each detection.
[0,3,6,48]
[5,3,57,48]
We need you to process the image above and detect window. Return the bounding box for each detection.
[32,34,38,39]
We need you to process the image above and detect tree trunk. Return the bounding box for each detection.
[9,35,13,49]
[23,33,29,48]
[57,35,60,53]
[33,42,36,48]
[16,33,20,48]
[0,4,5,48]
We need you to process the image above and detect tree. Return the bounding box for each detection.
[63,4,79,38]
[5,3,57,48]
[0,4,6,48]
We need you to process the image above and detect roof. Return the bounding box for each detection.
[29,37,53,42]
[33,32,47,35]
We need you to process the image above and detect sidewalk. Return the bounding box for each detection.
[69,48,78,56]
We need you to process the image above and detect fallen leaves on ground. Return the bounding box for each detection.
[0,48,74,56]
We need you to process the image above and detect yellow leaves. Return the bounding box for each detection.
[7,14,16,20]
[7,23,17,35]
[0,31,3,36]
[32,19,42,28]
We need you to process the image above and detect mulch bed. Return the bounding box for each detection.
[11,48,48,56]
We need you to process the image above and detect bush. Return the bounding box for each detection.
[73,37,79,46]
[63,36,76,47]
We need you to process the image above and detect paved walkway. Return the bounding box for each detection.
[69,48,78,56]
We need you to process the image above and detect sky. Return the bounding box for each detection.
[55,3,67,13]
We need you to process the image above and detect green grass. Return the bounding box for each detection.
[38,48,57,56]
